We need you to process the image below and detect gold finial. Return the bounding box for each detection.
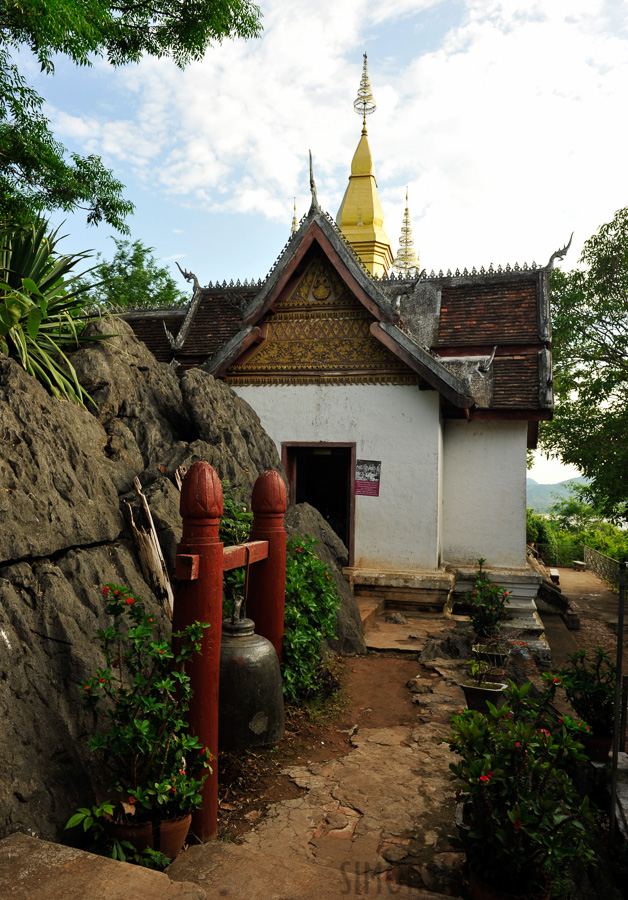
[291,197,298,235]
[353,51,376,134]
[392,187,419,277]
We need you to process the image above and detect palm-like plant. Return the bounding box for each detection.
[0,220,107,404]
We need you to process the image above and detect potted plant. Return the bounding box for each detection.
[67,584,212,861]
[459,659,507,712]
[556,647,616,762]
[447,682,595,899]
[465,559,511,659]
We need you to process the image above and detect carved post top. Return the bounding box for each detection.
[180,461,224,519]
[251,470,287,514]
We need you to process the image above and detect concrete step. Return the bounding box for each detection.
[0,833,205,899]
[357,596,383,630]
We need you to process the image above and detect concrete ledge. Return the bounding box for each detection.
[344,568,455,591]
[0,833,206,900]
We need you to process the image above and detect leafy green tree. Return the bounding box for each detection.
[548,496,628,561]
[0,219,106,404]
[78,238,188,309]
[0,0,262,229]
[540,207,628,522]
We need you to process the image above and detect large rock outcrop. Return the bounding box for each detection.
[0,319,362,843]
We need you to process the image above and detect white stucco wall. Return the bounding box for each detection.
[440,420,528,569]
[233,384,441,570]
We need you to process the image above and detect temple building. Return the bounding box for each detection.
[126,56,556,650]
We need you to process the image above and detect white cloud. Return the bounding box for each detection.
[43,0,628,272]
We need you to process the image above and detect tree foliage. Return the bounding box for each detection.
[78,238,188,309]
[527,497,628,566]
[540,207,628,521]
[0,0,262,228]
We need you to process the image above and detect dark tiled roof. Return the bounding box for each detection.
[122,290,255,363]
[492,354,540,408]
[122,211,551,417]
[437,280,538,346]
[179,291,252,358]
[123,310,185,362]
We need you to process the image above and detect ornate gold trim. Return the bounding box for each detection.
[226,250,416,386]
[226,373,422,386]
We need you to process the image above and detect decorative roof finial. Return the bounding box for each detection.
[392,187,419,277]
[353,51,376,134]
[309,149,320,211]
[291,197,298,235]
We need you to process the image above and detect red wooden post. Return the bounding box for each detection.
[247,471,287,660]
[173,461,223,841]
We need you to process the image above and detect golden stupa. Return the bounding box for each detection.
[336,53,393,277]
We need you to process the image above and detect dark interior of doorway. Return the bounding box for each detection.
[291,446,351,549]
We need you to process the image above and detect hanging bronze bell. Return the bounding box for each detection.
[218,615,285,751]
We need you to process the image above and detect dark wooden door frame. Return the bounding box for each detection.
[281,442,356,567]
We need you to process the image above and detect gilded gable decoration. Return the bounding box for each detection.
[226,252,419,387]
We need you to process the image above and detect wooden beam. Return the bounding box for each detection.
[222,540,269,571]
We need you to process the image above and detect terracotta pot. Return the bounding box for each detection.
[104,814,191,860]
[580,732,612,763]
[460,681,507,713]
[468,864,550,900]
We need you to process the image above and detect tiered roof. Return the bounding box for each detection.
[124,200,553,443]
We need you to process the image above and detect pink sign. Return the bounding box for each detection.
[355,480,380,497]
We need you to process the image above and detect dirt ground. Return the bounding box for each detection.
[217,655,422,841]
[217,565,626,847]
[556,566,627,657]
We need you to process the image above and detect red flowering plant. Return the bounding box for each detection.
[70,583,212,825]
[465,558,511,640]
[447,681,596,895]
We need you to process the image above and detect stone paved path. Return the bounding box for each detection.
[168,622,467,899]
[0,610,546,899]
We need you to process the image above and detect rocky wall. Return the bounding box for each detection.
[0,319,363,843]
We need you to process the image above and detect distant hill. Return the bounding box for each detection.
[526,476,589,513]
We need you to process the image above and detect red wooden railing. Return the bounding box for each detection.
[172,462,287,840]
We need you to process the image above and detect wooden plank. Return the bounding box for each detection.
[222,540,269,571]
[124,478,174,620]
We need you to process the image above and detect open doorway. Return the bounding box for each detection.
[282,443,355,563]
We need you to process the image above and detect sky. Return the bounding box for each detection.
[19,0,628,483]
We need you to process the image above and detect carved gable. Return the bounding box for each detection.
[226,251,419,386]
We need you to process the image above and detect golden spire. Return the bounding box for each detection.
[291,197,298,235]
[336,53,393,277]
[353,51,376,134]
[392,188,419,276]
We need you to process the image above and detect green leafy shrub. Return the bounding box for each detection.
[465,559,511,639]
[557,648,616,737]
[75,584,212,823]
[448,681,595,894]
[219,481,253,547]
[218,483,340,703]
[526,508,559,559]
[282,536,339,703]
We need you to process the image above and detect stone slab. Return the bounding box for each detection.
[0,833,206,900]
[345,567,455,591]
[168,841,449,899]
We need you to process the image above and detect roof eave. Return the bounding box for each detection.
[371,322,474,408]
